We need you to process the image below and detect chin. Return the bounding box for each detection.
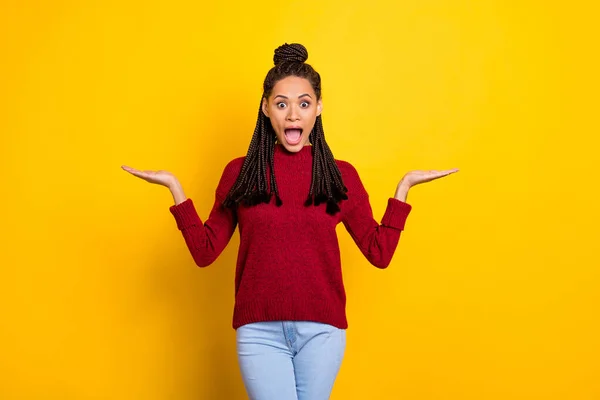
[281,143,304,152]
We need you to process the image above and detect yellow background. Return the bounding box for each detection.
[2,1,598,399]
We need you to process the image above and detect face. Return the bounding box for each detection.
[262,76,323,152]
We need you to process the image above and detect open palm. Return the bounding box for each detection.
[121,165,177,188]
[402,168,459,187]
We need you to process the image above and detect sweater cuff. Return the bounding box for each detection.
[381,198,412,230]
[169,198,202,231]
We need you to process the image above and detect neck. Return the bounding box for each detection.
[274,143,313,161]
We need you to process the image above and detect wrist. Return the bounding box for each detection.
[167,179,182,191]
[168,181,187,205]
[394,180,411,202]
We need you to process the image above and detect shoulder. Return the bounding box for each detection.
[334,158,369,203]
[335,158,361,182]
[215,156,244,198]
[222,156,245,177]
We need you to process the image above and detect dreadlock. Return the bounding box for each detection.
[223,43,348,215]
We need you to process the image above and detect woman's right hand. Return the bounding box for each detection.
[121,165,179,189]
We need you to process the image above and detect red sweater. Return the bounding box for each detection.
[169,144,412,329]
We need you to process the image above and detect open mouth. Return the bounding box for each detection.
[284,128,303,145]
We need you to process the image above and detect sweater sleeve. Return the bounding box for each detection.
[168,161,239,267]
[340,163,412,269]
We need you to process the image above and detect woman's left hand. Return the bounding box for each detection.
[400,168,459,188]
[394,168,459,201]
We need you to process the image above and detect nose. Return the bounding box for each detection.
[286,106,300,121]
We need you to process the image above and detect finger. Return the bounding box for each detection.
[121,165,142,174]
[442,168,459,176]
[430,169,458,177]
[426,170,454,180]
[124,168,151,179]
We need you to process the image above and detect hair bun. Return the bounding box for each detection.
[273,43,308,65]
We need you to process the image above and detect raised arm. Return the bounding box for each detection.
[342,192,412,269]
[169,194,237,267]
[122,159,241,268]
[340,162,459,268]
[168,160,242,267]
[339,162,410,268]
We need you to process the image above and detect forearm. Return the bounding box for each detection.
[169,197,237,267]
[343,197,412,268]
[169,181,188,205]
[394,180,410,202]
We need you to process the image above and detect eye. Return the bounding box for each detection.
[300,101,310,108]
[277,102,287,109]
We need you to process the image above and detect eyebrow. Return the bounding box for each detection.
[273,93,313,100]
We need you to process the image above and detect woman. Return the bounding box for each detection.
[122,43,458,400]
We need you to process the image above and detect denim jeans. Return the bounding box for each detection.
[236,320,346,400]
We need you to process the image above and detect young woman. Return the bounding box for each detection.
[122,43,458,400]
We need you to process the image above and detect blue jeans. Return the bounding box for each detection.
[236,320,346,400]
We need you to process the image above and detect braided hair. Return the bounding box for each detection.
[223,43,348,215]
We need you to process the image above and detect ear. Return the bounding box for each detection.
[316,99,323,117]
[261,97,269,118]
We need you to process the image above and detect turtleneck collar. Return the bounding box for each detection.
[274,143,313,161]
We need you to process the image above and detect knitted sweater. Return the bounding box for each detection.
[169,144,412,329]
